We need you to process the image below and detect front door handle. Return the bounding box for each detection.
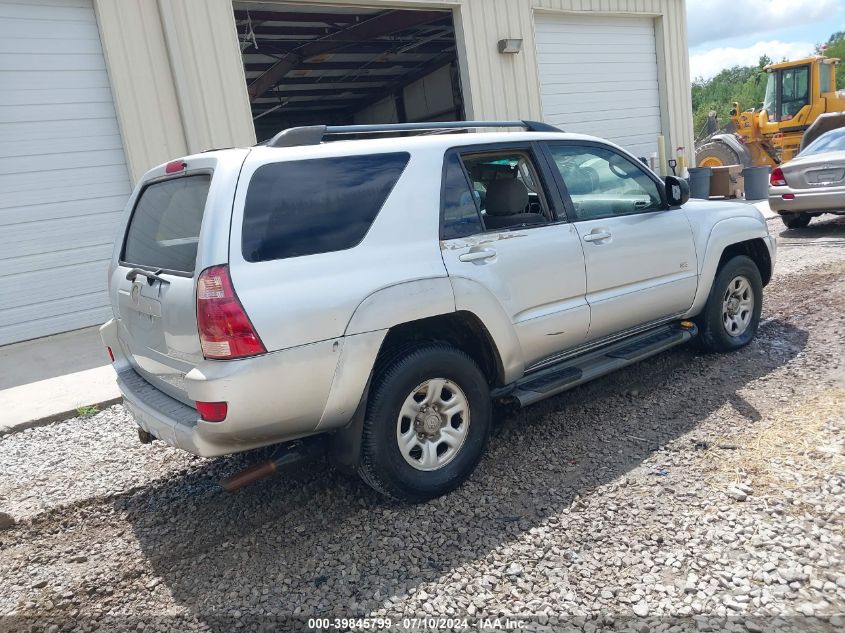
[459,248,496,263]
[582,230,612,243]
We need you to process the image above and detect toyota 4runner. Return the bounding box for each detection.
[101,121,776,501]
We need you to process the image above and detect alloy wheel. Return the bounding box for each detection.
[396,378,470,471]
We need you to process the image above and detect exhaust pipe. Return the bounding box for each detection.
[220,460,280,492]
[220,437,326,492]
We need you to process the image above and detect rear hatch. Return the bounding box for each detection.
[112,152,246,405]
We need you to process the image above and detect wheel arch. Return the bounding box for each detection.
[330,310,506,471]
[717,238,772,286]
[687,217,774,317]
[376,311,507,388]
[344,277,456,336]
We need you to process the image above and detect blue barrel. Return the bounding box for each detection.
[742,166,771,201]
[688,167,712,199]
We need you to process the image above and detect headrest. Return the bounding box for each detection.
[485,179,529,216]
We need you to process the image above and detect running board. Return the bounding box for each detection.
[508,322,697,407]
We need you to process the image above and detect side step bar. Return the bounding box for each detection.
[507,322,697,407]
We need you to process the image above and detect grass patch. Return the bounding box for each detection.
[76,405,100,418]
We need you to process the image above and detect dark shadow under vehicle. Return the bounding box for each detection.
[777,213,845,239]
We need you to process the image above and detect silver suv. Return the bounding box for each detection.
[101,121,777,501]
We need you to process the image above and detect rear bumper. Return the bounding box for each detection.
[117,368,210,455]
[769,185,845,213]
[100,318,385,457]
[115,363,308,457]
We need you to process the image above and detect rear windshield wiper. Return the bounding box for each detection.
[126,268,171,285]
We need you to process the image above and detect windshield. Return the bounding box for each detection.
[763,71,776,116]
[799,127,845,157]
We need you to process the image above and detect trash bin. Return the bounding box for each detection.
[688,167,712,199]
[742,166,771,201]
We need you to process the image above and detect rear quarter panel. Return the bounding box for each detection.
[227,145,452,353]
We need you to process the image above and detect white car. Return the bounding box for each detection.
[101,121,777,501]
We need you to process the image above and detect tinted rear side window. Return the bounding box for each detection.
[242,153,410,262]
[122,174,211,274]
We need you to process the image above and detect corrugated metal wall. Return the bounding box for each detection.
[457,0,693,162]
[94,0,692,182]
[93,0,186,181]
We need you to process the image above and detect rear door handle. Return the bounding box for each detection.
[582,230,612,243]
[459,248,496,262]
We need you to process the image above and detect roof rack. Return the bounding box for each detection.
[264,120,563,148]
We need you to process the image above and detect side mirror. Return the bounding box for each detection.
[665,176,689,207]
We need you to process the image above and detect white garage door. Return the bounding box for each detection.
[0,0,132,346]
[535,13,663,158]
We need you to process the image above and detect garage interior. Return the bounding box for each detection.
[233,2,466,141]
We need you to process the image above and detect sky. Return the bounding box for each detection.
[687,0,845,80]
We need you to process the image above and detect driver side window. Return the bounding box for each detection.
[545,143,664,222]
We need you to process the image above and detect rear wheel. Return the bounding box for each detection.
[358,344,491,502]
[781,212,812,229]
[697,255,763,353]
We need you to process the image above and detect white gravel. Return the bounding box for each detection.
[1,215,844,632]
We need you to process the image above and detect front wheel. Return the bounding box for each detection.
[697,255,763,353]
[781,213,812,229]
[695,140,741,168]
[358,344,492,502]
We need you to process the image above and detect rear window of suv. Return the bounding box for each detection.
[242,152,410,262]
[122,174,211,274]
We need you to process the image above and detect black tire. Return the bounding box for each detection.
[358,344,491,502]
[781,213,812,229]
[695,140,746,167]
[697,255,763,353]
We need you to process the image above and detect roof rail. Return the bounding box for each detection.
[265,120,563,148]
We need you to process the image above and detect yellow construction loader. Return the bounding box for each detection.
[696,56,845,168]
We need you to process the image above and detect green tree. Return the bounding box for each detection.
[692,64,766,137]
[819,32,845,89]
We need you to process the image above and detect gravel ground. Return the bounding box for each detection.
[1,215,844,633]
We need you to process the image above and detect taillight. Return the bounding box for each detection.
[196,265,266,359]
[770,167,787,187]
[196,401,228,422]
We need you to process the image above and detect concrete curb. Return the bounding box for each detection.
[0,397,123,438]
